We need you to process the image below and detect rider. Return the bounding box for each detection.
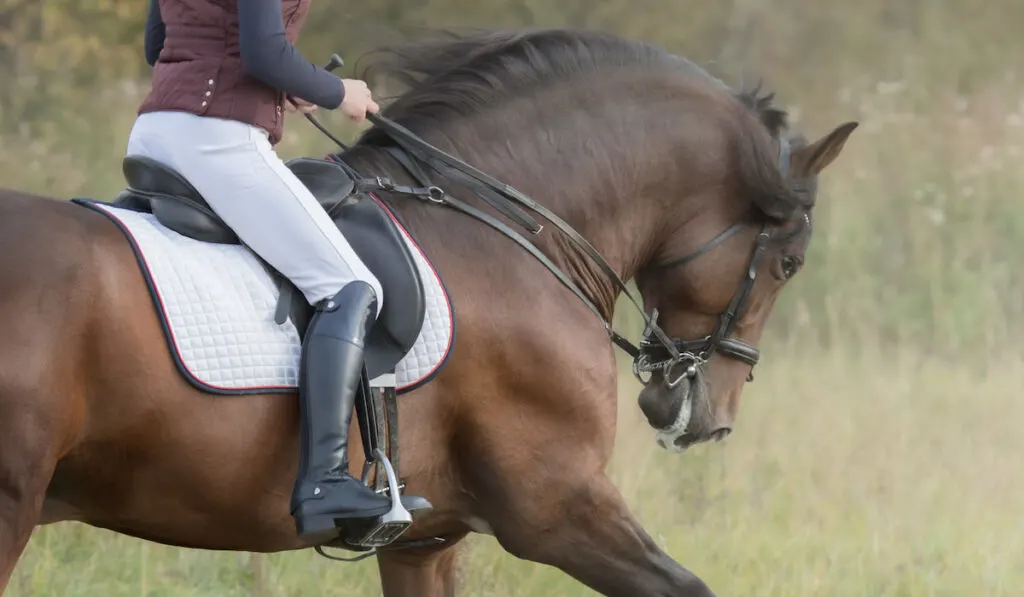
[129,0,421,544]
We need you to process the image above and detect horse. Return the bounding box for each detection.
[0,28,856,596]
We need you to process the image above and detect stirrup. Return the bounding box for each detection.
[346,448,412,548]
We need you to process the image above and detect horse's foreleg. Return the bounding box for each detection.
[377,536,465,597]
[491,475,715,597]
[0,490,36,594]
[0,398,60,592]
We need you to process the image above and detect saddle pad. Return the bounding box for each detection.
[81,200,454,394]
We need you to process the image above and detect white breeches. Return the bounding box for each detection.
[126,110,383,312]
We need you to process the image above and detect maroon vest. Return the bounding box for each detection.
[138,0,311,146]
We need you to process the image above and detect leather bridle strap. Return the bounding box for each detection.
[379,146,641,357]
[366,113,680,359]
[707,225,771,351]
[648,221,748,272]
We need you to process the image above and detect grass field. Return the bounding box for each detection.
[9,342,1022,596]
[4,4,1024,594]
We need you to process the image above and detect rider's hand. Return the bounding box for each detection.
[339,78,380,123]
[285,96,318,114]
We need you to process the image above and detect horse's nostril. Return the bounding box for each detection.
[710,427,732,442]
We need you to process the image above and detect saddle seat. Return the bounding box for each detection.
[112,155,425,380]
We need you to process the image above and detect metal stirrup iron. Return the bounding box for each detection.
[347,448,412,548]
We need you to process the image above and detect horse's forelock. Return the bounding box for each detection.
[731,84,809,219]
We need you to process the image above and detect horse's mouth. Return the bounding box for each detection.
[665,426,731,452]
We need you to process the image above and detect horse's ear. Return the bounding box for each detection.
[791,121,858,177]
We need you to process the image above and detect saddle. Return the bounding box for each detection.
[111,155,426,380]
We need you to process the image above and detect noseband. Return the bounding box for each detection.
[632,136,793,388]
[632,221,771,387]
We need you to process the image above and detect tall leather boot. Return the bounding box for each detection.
[290,280,396,544]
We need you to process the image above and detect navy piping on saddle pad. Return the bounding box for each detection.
[72,197,454,397]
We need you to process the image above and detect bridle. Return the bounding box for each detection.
[326,117,793,389]
[304,56,795,390]
[362,123,791,392]
[630,136,793,388]
[632,219,772,388]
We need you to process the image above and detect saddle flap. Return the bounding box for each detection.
[331,196,426,378]
[264,193,428,379]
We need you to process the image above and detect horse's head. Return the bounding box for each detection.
[349,29,856,452]
[633,103,857,452]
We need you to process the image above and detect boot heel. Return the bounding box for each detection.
[295,513,341,545]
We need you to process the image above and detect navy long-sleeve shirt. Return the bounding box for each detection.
[144,0,344,109]
[144,0,164,66]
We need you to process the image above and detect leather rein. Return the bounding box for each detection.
[305,66,792,387]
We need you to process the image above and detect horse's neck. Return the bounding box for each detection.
[347,122,670,312]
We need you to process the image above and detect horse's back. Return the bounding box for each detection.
[0,191,291,541]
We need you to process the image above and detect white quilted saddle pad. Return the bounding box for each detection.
[84,201,454,394]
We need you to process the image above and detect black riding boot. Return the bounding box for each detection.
[290,281,394,544]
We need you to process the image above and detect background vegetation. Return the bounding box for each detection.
[3,0,1022,595]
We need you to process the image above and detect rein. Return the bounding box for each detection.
[335,111,680,361]
[305,54,793,383]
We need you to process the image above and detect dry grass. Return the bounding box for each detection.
[10,345,1022,596]
[7,72,1024,597]
[4,4,1024,594]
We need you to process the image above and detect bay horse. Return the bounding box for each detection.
[0,29,856,596]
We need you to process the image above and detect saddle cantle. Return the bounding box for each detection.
[113,155,425,380]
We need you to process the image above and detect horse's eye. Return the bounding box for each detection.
[781,255,801,278]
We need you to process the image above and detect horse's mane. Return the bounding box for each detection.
[354,28,805,218]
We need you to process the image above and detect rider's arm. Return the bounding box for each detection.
[144,0,165,67]
[237,0,345,110]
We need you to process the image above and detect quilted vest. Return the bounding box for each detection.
[138,0,312,146]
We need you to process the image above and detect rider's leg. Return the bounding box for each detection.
[125,110,409,543]
[127,111,383,307]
